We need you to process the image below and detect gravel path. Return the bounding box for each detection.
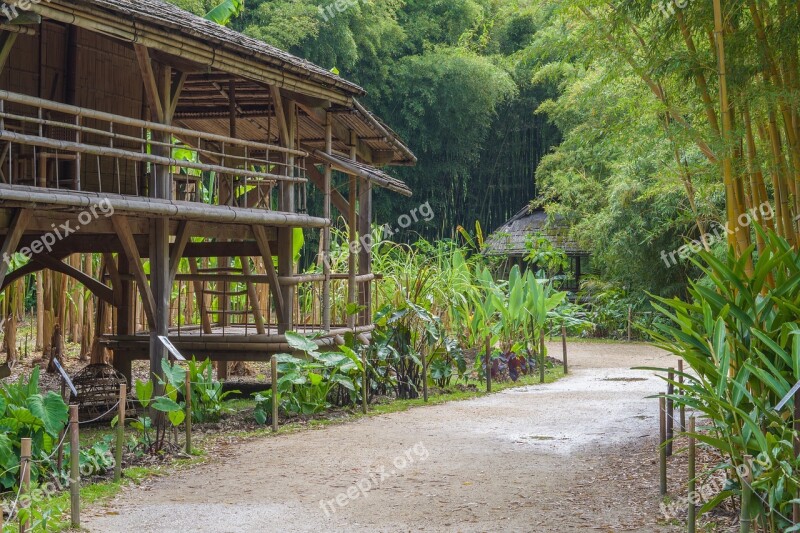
[85,341,681,532]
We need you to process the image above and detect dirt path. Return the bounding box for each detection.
[85,342,681,532]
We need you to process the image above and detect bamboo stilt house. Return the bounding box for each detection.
[0,0,415,382]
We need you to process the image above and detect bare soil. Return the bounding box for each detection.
[84,341,684,532]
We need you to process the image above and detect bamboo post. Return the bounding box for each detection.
[627,305,632,341]
[69,404,80,528]
[485,335,491,393]
[271,355,278,432]
[795,392,800,525]
[667,368,675,457]
[362,351,368,413]
[539,328,545,384]
[19,437,31,532]
[659,397,667,496]
[678,360,686,431]
[561,325,568,375]
[184,373,192,454]
[114,383,126,481]
[688,416,696,533]
[421,351,428,402]
[740,455,753,533]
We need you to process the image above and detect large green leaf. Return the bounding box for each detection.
[285,332,319,355]
[26,392,68,437]
[152,396,182,413]
[204,0,244,26]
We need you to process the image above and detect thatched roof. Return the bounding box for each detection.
[484,206,589,257]
[79,0,364,97]
[36,0,416,166]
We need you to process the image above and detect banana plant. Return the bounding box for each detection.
[204,0,244,26]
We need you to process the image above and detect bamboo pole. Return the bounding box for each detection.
[69,404,80,528]
[740,455,753,533]
[667,368,675,457]
[485,335,492,393]
[114,383,126,482]
[659,397,667,496]
[185,373,192,454]
[561,325,568,375]
[688,416,696,533]
[19,437,30,532]
[421,351,428,402]
[539,329,546,384]
[271,355,278,433]
[678,360,685,432]
[362,351,369,413]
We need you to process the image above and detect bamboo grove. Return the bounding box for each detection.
[557,0,800,259]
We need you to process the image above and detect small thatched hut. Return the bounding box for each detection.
[484,206,590,291]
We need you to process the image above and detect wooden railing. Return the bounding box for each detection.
[0,90,307,208]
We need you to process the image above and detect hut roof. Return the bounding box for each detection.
[79,0,364,97]
[38,0,418,166]
[484,206,589,257]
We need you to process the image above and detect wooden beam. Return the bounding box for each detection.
[295,101,374,163]
[240,257,266,334]
[112,215,156,328]
[168,220,191,284]
[188,258,212,334]
[269,86,290,146]
[0,32,18,74]
[33,254,114,306]
[102,252,123,306]
[252,225,284,321]
[167,71,189,123]
[0,209,31,289]
[306,163,358,224]
[134,44,165,123]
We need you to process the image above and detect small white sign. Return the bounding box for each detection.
[52,358,78,397]
[158,335,186,361]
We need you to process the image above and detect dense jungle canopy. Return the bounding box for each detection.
[171,0,800,300]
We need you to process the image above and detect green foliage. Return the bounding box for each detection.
[0,367,68,490]
[648,230,800,530]
[254,332,365,423]
[187,358,237,422]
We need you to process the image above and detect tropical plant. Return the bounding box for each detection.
[647,230,800,531]
[187,358,237,422]
[254,332,364,423]
[0,367,68,490]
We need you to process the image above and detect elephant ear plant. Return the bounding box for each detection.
[645,229,800,531]
[254,332,364,424]
[0,366,68,490]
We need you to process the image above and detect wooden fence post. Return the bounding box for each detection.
[678,360,686,432]
[561,325,568,375]
[688,416,696,533]
[114,383,126,481]
[69,404,80,528]
[666,368,675,457]
[362,351,369,412]
[485,335,491,393]
[271,355,278,432]
[740,455,753,533]
[421,351,428,403]
[539,329,545,384]
[184,373,192,454]
[659,397,667,496]
[20,437,31,532]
